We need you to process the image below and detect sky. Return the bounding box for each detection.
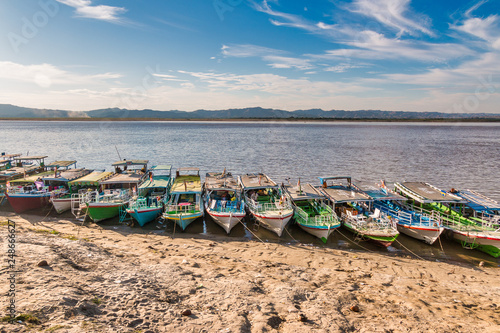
[0,0,499,113]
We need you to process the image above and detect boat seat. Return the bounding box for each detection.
[369,208,381,219]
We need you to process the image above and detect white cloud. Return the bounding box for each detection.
[56,0,126,22]
[349,0,434,37]
[0,61,122,88]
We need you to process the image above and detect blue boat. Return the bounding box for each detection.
[126,165,173,227]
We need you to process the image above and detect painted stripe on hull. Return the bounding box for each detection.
[163,212,203,231]
[451,230,500,258]
[298,223,339,242]
[343,223,398,247]
[127,207,162,227]
[6,193,51,213]
[397,224,444,245]
[86,202,126,222]
[207,209,246,234]
[251,210,293,237]
[50,197,72,214]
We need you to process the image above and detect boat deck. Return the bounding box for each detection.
[286,183,325,201]
[395,182,465,203]
[100,173,145,185]
[205,172,239,191]
[171,175,202,193]
[354,182,407,201]
[321,186,371,203]
[68,171,113,187]
[455,189,500,211]
[239,173,277,190]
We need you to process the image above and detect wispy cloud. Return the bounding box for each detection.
[0,61,122,88]
[348,0,434,37]
[56,0,126,22]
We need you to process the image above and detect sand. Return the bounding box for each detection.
[1,212,499,333]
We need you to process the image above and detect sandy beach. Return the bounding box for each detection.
[1,212,499,333]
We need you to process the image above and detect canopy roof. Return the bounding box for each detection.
[171,175,202,193]
[151,165,172,171]
[239,173,278,190]
[455,189,500,211]
[321,186,371,203]
[14,156,48,161]
[205,172,239,191]
[68,171,113,187]
[45,160,77,169]
[42,168,91,182]
[353,182,407,201]
[286,183,325,201]
[9,171,54,184]
[112,160,148,167]
[100,173,145,185]
[394,182,465,203]
[139,175,172,189]
[1,153,21,159]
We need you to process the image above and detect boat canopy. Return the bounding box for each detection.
[321,186,371,203]
[100,173,145,185]
[45,160,77,169]
[354,182,407,201]
[42,168,91,182]
[286,183,325,202]
[112,160,149,167]
[14,156,48,161]
[139,175,172,189]
[318,176,352,187]
[1,153,21,159]
[205,172,240,191]
[171,175,202,193]
[9,171,54,184]
[151,165,172,171]
[394,182,466,203]
[455,189,500,212]
[239,173,278,190]
[68,171,113,187]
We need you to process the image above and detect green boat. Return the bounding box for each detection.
[85,160,148,223]
[395,182,500,258]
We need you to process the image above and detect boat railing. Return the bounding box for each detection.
[165,203,201,214]
[342,211,394,232]
[295,205,338,226]
[89,190,130,204]
[375,201,440,228]
[129,196,162,210]
[208,199,245,214]
[246,195,292,213]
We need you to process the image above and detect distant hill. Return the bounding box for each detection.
[0,104,499,120]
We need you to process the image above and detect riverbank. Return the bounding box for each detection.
[1,212,499,332]
[1,118,500,122]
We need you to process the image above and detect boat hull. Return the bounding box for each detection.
[50,196,72,214]
[207,210,246,234]
[127,207,163,227]
[86,202,127,222]
[343,222,399,247]
[250,209,293,237]
[450,228,500,258]
[297,222,339,243]
[163,212,203,231]
[397,224,444,245]
[6,193,51,213]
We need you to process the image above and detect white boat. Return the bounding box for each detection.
[204,170,246,234]
[239,173,293,237]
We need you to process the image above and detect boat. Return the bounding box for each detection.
[355,181,444,245]
[0,155,48,185]
[6,160,86,214]
[239,173,293,237]
[284,180,340,243]
[85,160,148,223]
[163,167,203,231]
[48,170,112,214]
[451,188,500,229]
[395,182,500,257]
[319,176,399,247]
[126,165,173,227]
[204,170,246,234]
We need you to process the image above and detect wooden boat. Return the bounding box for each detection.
[127,165,173,227]
[320,176,399,247]
[355,181,444,245]
[0,155,47,185]
[239,173,293,237]
[163,168,203,231]
[85,160,148,223]
[204,170,246,234]
[285,181,340,243]
[6,160,88,214]
[395,182,500,258]
[451,189,500,229]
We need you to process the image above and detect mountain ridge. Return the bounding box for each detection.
[0,104,499,120]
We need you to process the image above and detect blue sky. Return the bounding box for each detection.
[1,0,499,112]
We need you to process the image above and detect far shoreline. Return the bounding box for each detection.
[1,117,500,123]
